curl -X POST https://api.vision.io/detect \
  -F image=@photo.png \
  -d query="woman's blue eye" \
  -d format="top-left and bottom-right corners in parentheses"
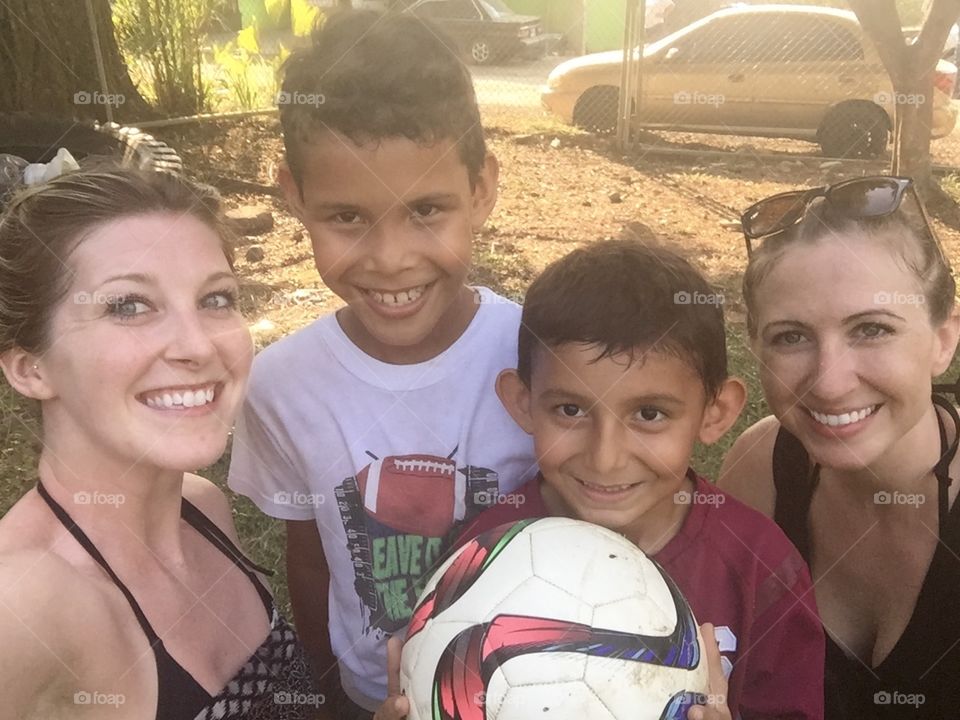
top-left (203, 289), bottom-right (237, 310)
top-left (857, 322), bottom-right (893, 339)
top-left (773, 330), bottom-right (805, 345)
top-left (107, 295), bottom-right (150, 318)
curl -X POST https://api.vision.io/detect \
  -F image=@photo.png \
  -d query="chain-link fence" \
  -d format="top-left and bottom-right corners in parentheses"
top-left (445, 0), bottom-right (960, 165)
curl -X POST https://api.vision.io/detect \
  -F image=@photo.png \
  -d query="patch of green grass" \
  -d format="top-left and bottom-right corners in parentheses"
top-left (0, 382), bottom-right (42, 516)
top-left (942, 173), bottom-right (960, 205)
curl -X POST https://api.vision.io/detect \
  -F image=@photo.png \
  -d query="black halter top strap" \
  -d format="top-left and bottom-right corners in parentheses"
top-left (34, 480), bottom-right (275, 720)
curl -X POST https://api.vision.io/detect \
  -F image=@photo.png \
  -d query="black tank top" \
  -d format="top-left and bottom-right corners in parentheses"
top-left (36, 480), bottom-right (314, 720)
top-left (772, 396), bottom-right (960, 719)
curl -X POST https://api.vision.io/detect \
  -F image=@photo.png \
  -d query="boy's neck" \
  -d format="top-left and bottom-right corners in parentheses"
top-left (538, 473), bottom-right (694, 556)
top-left (337, 285), bottom-right (480, 364)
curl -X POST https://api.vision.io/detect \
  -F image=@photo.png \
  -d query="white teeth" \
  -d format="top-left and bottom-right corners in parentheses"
top-left (143, 385), bottom-right (216, 409)
top-left (810, 405), bottom-right (877, 427)
top-left (367, 284), bottom-right (427, 307)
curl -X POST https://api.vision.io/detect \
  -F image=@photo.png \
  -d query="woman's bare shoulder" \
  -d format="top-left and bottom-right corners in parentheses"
top-left (717, 415), bottom-right (782, 518)
top-left (0, 548), bottom-right (118, 717)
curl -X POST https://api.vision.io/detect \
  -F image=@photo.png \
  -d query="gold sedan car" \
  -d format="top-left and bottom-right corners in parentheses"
top-left (542, 5), bottom-right (958, 157)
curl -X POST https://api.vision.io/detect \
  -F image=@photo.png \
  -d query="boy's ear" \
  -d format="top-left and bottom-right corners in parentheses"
top-left (932, 306), bottom-right (960, 377)
top-left (495, 368), bottom-right (534, 435)
top-left (278, 161), bottom-right (305, 222)
top-left (470, 152), bottom-right (500, 232)
top-left (0, 349), bottom-right (54, 401)
top-left (698, 377), bottom-right (746, 445)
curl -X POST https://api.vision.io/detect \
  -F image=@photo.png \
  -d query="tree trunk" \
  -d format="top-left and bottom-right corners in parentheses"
top-left (0, 0), bottom-right (151, 121)
top-left (847, 0), bottom-right (960, 200)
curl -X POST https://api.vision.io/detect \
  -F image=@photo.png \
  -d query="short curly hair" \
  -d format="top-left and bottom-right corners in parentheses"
top-left (279, 10), bottom-right (487, 190)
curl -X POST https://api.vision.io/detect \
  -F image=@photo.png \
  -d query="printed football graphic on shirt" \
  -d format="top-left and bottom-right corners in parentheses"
top-left (335, 450), bottom-right (500, 634)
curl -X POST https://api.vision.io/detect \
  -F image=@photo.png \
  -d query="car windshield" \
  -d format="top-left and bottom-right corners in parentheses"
top-left (478, 0), bottom-right (514, 18)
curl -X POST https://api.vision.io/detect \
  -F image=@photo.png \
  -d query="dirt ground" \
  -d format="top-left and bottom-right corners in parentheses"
top-left (156, 109), bottom-right (960, 346)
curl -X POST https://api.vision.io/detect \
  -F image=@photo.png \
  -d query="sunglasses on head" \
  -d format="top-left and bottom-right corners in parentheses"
top-left (740, 176), bottom-right (942, 258)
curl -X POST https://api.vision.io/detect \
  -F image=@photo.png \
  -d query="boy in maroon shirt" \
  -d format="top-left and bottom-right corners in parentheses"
top-left (453, 240), bottom-right (825, 720)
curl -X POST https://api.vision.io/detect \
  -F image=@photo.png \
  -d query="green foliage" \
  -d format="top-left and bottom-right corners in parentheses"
top-left (211, 26), bottom-right (290, 111)
top-left (291, 0), bottom-right (324, 37)
top-left (113, 0), bottom-right (216, 116)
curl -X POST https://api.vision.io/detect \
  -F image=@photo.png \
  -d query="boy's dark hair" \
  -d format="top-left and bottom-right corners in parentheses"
top-left (517, 239), bottom-right (728, 399)
top-left (279, 10), bottom-right (486, 190)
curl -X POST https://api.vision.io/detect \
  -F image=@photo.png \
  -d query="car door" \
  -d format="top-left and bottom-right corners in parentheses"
top-left (747, 13), bottom-right (878, 133)
top-left (639, 13), bottom-right (764, 129)
top-left (411, 0), bottom-right (484, 53)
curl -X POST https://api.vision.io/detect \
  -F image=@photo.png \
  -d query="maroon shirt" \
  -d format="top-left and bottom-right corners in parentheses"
top-left (456, 472), bottom-right (825, 720)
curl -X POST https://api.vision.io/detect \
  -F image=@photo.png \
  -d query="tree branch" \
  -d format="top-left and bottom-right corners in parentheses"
top-left (847, 0), bottom-right (909, 85)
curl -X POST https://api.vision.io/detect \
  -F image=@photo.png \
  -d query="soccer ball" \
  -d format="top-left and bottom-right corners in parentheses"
top-left (400, 517), bottom-right (710, 720)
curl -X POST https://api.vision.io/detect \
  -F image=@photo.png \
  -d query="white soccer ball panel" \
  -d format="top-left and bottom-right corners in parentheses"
top-left (527, 520), bottom-right (635, 598)
top-left (592, 594), bottom-right (677, 637)
top-left (490, 680), bottom-right (619, 720)
top-left (494, 651), bottom-right (587, 687)
top-left (484, 574), bottom-right (593, 626)
top-left (583, 651), bottom-right (710, 720)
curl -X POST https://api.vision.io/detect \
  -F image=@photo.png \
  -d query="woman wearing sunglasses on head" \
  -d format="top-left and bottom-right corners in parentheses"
top-left (718, 176), bottom-right (960, 719)
top-left (0, 167), bottom-right (313, 720)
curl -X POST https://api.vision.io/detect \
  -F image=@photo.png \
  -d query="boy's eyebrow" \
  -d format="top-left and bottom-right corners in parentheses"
top-left (305, 201), bottom-right (361, 214)
top-left (539, 388), bottom-right (686, 407)
top-left (402, 192), bottom-right (462, 206)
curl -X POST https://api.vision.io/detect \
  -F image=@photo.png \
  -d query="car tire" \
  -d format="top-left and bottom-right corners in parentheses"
top-left (572, 86), bottom-right (620, 134)
top-left (0, 113), bottom-right (182, 174)
top-left (469, 37), bottom-right (495, 65)
top-left (817, 102), bottom-right (889, 159)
